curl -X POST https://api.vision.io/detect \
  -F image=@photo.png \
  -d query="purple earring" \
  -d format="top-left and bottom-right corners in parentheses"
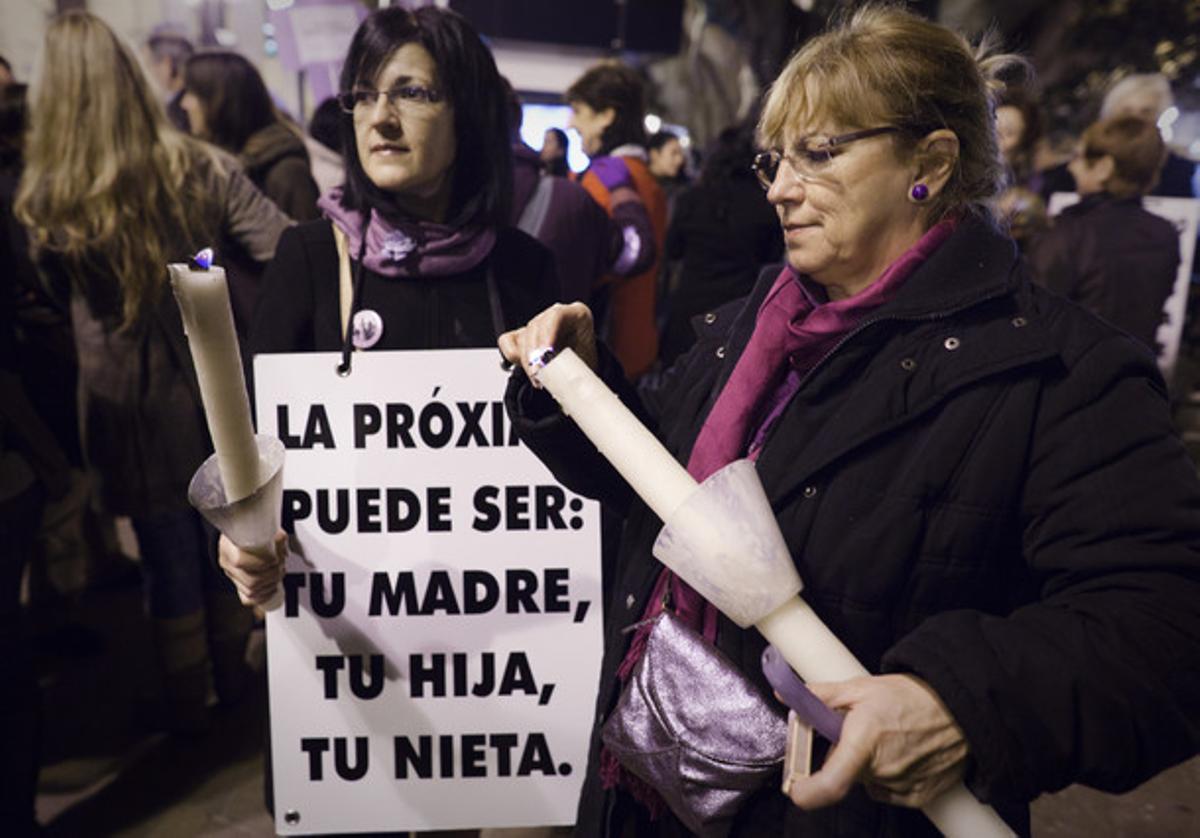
top-left (910, 183), bottom-right (930, 202)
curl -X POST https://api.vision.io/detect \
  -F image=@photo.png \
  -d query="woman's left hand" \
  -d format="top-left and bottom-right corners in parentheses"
top-left (785, 673), bottom-right (968, 810)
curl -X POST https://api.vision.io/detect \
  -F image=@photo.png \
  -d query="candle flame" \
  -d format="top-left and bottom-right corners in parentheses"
top-left (193, 247), bottom-right (214, 270)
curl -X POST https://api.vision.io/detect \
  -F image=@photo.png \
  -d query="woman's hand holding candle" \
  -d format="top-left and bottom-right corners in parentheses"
top-left (219, 532), bottom-right (288, 608)
top-left (498, 301), bottom-right (599, 382)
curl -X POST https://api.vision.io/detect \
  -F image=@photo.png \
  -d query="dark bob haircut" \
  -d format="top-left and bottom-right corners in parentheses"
top-left (337, 6), bottom-right (512, 228)
top-left (183, 51), bottom-right (276, 153)
top-left (565, 62), bottom-right (648, 155)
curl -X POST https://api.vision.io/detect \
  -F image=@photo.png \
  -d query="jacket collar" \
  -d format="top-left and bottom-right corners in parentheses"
top-left (687, 215), bottom-right (1058, 497)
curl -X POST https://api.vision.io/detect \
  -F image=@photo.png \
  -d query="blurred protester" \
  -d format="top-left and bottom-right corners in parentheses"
top-left (505, 78), bottom-right (618, 305)
top-left (182, 50), bottom-right (320, 221)
top-left (994, 185), bottom-right (1048, 253)
top-left (659, 122), bottom-right (782, 364)
top-left (143, 27), bottom-right (192, 132)
top-left (1102, 73), bottom-right (1195, 198)
top-left (648, 129), bottom-right (687, 182)
top-left (1029, 115), bottom-right (1179, 355)
top-left (541, 126), bottom-right (570, 176)
top-left (995, 87), bottom-right (1043, 193)
top-left (305, 96), bottom-right (344, 195)
top-left (1, 77), bottom-right (72, 838)
top-left (567, 62), bottom-right (667, 379)
top-left (15, 12), bottom-right (291, 734)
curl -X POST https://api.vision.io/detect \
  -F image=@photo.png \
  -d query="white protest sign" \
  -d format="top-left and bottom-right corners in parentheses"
top-left (254, 350), bottom-right (603, 835)
top-left (1047, 192), bottom-right (1200, 383)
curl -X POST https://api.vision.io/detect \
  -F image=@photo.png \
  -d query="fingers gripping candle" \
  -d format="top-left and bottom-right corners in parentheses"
top-left (169, 248), bottom-right (261, 503)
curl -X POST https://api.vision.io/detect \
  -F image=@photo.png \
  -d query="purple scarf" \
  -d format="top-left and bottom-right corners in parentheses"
top-left (318, 188), bottom-right (496, 277)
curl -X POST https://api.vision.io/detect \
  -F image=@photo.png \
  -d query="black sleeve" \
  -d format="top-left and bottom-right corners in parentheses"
top-left (883, 335), bottom-right (1200, 802)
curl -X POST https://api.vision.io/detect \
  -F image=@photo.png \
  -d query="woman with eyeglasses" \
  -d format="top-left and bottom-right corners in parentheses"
top-left (498, 5), bottom-right (1200, 835)
top-left (218, 10), bottom-right (556, 581)
top-left (15, 12), bottom-right (291, 736)
top-left (229, 5), bottom-right (556, 378)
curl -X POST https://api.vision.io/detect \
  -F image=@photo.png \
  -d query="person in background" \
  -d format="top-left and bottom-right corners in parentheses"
top-left (504, 77), bottom-right (617, 306)
top-left (540, 126), bottom-right (570, 177)
top-left (659, 121), bottom-right (783, 365)
top-left (305, 96), bottom-right (345, 196)
top-left (567, 61), bottom-right (667, 379)
top-left (181, 50), bottom-right (320, 221)
top-left (0, 55), bottom-right (13, 88)
top-left (498, 5), bottom-right (1200, 834)
top-left (1101, 73), bottom-right (1195, 198)
top-left (995, 87), bottom-right (1043, 193)
top-left (1028, 115), bottom-right (1179, 355)
top-left (647, 129), bottom-right (686, 180)
top-left (0, 75), bottom-right (72, 838)
top-left (15, 11), bottom-right (292, 735)
top-left (143, 27), bottom-right (192, 133)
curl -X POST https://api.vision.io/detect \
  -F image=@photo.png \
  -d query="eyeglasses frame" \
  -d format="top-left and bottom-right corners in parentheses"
top-left (752, 125), bottom-right (902, 190)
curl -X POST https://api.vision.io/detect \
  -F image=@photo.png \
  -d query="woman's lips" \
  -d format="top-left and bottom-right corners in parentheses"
top-left (371, 143), bottom-right (408, 154)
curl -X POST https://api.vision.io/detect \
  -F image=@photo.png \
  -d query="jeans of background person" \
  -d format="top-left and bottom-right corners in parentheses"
top-left (131, 506), bottom-right (231, 618)
top-left (0, 481), bottom-right (45, 837)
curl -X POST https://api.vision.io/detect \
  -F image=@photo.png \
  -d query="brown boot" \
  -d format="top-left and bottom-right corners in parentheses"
top-left (205, 589), bottom-right (254, 707)
top-left (153, 611), bottom-right (210, 736)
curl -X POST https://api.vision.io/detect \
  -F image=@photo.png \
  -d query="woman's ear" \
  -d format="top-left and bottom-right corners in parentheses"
top-left (1092, 154), bottom-right (1116, 187)
top-left (913, 129), bottom-right (960, 197)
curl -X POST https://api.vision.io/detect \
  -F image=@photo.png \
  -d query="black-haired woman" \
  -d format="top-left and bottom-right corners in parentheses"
top-left (182, 50), bottom-right (320, 221)
top-left (221, 6), bottom-right (556, 586)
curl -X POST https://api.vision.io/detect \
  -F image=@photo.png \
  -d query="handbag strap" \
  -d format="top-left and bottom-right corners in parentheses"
top-left (332, 222), bottom-right (352, 340)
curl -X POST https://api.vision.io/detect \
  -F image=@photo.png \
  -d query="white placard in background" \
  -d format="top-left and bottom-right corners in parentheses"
top-left (1048, 192), bottom-right (1200, 383)
top-left (254, 350), bottom-right (603, 835)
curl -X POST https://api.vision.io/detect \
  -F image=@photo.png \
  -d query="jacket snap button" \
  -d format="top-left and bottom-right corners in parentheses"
top-left (1011, 316), bottom-right (1028, 328)
top-left (625, 594), bottom-right (636, 609)
top-left (803, 485), bottom-right (818, 498)
top-left (715, 345), bottom-right (727, 359)
top-left (900, 357), bottom-right (917, 371)
top-left (943, 337), bottom-right (961, 351)
top-left (704, 312), bottom-right (717, 324)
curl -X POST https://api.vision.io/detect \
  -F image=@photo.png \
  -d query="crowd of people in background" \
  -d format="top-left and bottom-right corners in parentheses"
top-left (1, 3), bottom-right (1199, 836)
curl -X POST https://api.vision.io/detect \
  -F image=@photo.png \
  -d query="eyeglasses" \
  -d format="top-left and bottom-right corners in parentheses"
top-left (336, 83), bottom-right (444, 116)
top-left (752, 126), bottom-right (900, 190)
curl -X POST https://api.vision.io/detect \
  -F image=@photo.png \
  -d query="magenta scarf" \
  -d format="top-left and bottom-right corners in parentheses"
top-left (600, 218), bottom-right (957, 814)
top-left (318, 188), bottom-right (496, 277)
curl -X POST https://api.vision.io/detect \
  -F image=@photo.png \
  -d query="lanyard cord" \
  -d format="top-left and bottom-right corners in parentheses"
top-left (336, 232), bottom-right (370, 377)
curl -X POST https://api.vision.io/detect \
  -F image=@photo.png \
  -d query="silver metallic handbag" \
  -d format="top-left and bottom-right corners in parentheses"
top-left (600, 611), bottom-right (788, 834)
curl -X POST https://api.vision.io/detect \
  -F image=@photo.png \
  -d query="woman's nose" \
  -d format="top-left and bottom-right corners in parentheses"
top-left (766, 162), bottom-right (804, 206)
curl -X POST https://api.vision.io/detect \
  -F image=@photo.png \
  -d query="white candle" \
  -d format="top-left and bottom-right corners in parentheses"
top-left (531, 348), bottom-right (1014, 838)
top-left (532, 348), bottom-right (696, 523)
top-left (169, 257), bottom-right (261, 503)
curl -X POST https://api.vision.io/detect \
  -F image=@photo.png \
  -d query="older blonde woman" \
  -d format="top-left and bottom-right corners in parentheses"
top-left (500, 5), bottom-right (1200, 835)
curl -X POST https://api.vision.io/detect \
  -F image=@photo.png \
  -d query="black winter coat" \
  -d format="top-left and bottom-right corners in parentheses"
top-left (507, 216), bottom-right (1200, 836)
top-left (1028, 193), bottom-right (1179, 355)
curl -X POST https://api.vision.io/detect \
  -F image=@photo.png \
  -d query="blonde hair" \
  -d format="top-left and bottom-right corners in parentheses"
top-left (758, 3), bottom-right (1026, 223)
top-left (14, 12), bottom-right (221, 330)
